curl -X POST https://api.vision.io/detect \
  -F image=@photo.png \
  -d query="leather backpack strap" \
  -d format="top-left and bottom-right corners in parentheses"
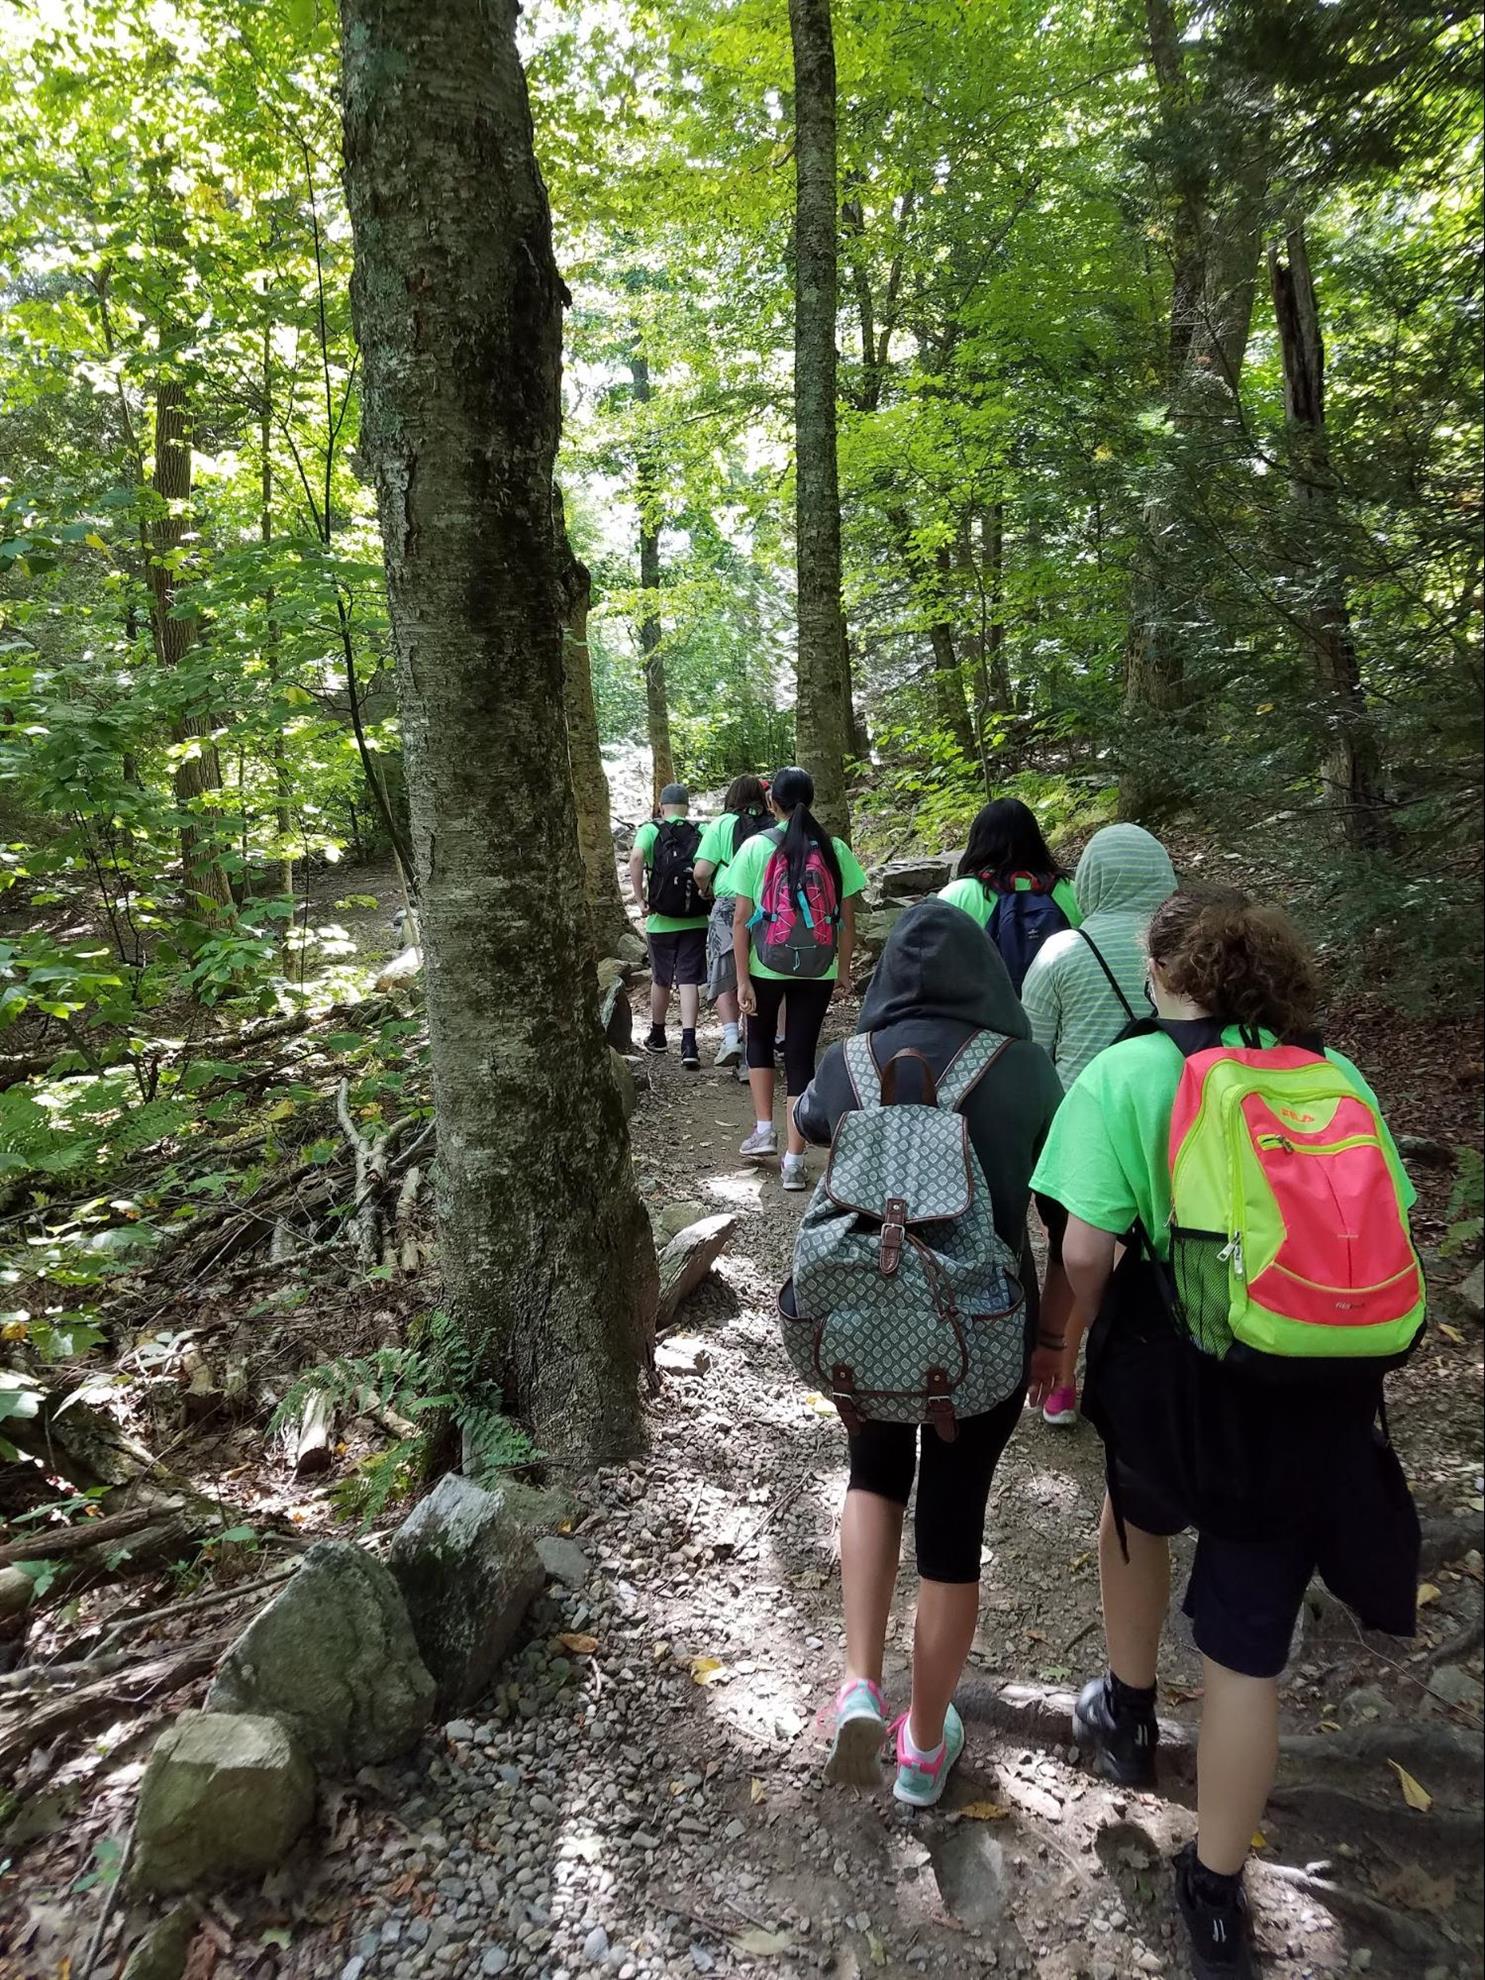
top-left (879, 1048), bottom-right (939, 1108)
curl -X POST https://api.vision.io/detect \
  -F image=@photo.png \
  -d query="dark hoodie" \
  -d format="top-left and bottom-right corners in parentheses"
top-left (794, 899), bottom-right (1064, 1261)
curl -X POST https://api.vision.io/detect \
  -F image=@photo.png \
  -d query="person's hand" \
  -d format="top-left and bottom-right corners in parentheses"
top-left (738, 976), bottom-right (757, 1018)
top-left (1026, 1339), bottom-right (1064, 1411)
top-left (831, 973), bottom-right (850, 1003)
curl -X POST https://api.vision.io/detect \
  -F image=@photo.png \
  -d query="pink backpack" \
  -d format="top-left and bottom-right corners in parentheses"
top-left (750, 828), bottom-right (841, 978)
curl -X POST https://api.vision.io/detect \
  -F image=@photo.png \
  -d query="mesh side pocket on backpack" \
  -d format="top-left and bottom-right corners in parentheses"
top-left (1169, 1226), bottom-right (1235, 1359)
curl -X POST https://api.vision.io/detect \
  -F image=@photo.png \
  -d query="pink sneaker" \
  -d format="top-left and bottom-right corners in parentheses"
top-left (1042, 1384), bottom-right (1078, 1427)
top-left (821, 1677), bottom-right (888, 1787)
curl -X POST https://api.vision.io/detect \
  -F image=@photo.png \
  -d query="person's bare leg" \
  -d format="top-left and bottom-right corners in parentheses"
top-left (1099, 1495), bottom-right (1169, 1688)
top-left (650, 981), bottom-right (670, 1028)
top-left (1195, 1659), bottom-right (1279, 1874)
top-left (784, 1095), bottom-right (807, 1157)
top-left (716, 989), bottom-right (739, 1026)
top-left (840, 1490), bottom-right (904, 1687)
top-left (1057, 1305), bottom-right (1091, 1395)
top-left (747, 1065), bottom-right (776, 1128)
top-left (679, 983), bottom-right (700, 1028)
top-left (909, 1581), bottom-right (979, 1750)
top-left (1039, 1261), bottom-right (1077, 1387)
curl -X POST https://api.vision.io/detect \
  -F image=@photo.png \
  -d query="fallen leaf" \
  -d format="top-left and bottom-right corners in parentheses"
top-left (1417, 1583), bottom-right (1441, 1607)
top-left (1319, 1719), bottom-right (1341, 1732)
top-left (557, 1633), bottom-right (599, 1656)
top-left (1436, 1322), bottom-right (1465, 1343)
top-left (1389, 1760), bottom-right (1434, 1811)
top-left (865, 1931), bottom-right (888, 1966)
top-left (958, 1800), bottom-right (1012, 1821)
top-left (557, 1520), bottom-right (573, 1535)
top-left (690, 1655), bottom-right (726, 1685)
top-left (803, 1392), bottom-right (837, 1417)
top-left (1164, 1684), bottom-right (1204, 1703)
top-left (750, 1777), bottom-right (767, 1804)
top-left (1250, 1831), bottom-right (1267, 1850)
top-left (652, 1640), bottom-right (671, 1661)
top-left (731, 1929), bottom-right (793, 1957)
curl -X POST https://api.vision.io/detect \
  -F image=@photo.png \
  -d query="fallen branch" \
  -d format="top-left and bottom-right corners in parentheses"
top-left (0, 1505), bottom-right (165, 1568)
top-left (0, 1631), bottom-right (231, 1782)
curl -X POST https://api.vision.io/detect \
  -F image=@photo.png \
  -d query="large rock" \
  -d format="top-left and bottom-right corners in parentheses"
top-left (121, 1904), bottom-right (200, 1980)
top-left (387, 1475), bottom-right (544, 1717)
top-left (206, 1541), bottom-right (434, 1772)
top-left (867, 852), bottom-right (961, 904)
top-left (132, 1714), bottom-right (313, 1895)
top-left (597, 963), bottom-right (633, 1053)
top-left (657, 1213), bottom-right (738, 1327)
top-left (652, 1199), bottom-right (709, 1242)
top-left (857, 903), bottom-right (907, 961)
top-left (610, 1049), bottom-right (638, 1122)
top-left (1451, 1260), bottom-right (1483, 1325)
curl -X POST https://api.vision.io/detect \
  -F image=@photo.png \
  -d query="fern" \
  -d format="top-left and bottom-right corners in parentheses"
top-left (271, 1309), bottom-right (536, 1523)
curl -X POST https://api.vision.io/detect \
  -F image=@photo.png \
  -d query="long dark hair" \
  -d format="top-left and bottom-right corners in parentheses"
top-left (958, 797), bottom-right (1061, 892)
top-left (769, 766), bottom-right (842, 899)
top-left (723, 774), bottom-right (768, 816)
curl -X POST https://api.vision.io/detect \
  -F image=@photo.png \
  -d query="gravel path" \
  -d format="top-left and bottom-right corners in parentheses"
top-left (279, 987), bottom-right (1481, 1980)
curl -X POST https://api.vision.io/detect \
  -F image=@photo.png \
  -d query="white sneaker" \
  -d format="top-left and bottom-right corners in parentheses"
top-left (739, 1124), bottom-right (777, 1162)
top-left (716, 1037), bottom-right (743, 1068)
top-left (782, 1156), bottom-right (809, 1192)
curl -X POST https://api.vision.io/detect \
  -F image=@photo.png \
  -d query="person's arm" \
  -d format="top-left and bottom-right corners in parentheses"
top-left (732, 893), bottom-right (756, 1015)
top-left (833, 894), bottom-right (855, 998)
top-left (693, 858), bottom-right (718, 898)
top-left (627, 847), bottom-right (647, 913)
top-left (1063, 1215), bottom-right (1118, 1316)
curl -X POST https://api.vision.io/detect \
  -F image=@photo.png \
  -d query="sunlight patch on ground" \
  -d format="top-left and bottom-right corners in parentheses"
top-left (701, 1170), bottom-right (767, 1211)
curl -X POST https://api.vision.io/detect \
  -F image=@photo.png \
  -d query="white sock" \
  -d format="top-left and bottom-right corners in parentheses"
top-left (902, 1722), bottom-right (944, 1764)
top-left (723, 1024), bottom-right (739, 1048)
top-left (756, 1119), bottom-right (774, 1136)
top-left (783, 1151), bottom-right (804, 1168)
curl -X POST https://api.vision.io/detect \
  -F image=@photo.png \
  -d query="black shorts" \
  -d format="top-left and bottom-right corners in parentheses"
top-left (1114, 1462), bottom-right (1314, 1681)
top-left (648, 927), bottom-right (706, 987)
top-left (848, 1389), bottom-right (1027, 1584)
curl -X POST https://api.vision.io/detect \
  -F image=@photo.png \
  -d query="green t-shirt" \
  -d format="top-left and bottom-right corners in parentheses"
top-left (694, 810), bottom-right (769, 896)
top-left (1029, 1027), bottom-right (1415, 1260)
top-left (939, 874), bottom-right (1083, 933)
top-left (633, 817), bottom-right (708, 934)
top-left (727, 829), bottom-right (869, 983)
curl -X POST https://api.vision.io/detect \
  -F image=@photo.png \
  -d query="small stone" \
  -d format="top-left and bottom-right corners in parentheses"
top-left (536, 1537), bottom-right (592, 1590)
top-left (1350, 1952), bottom-right (1374, 1973)
top-left (584, 1927), bottom-right (610, 1962)
top-left (343, 1962), bottom-right (366, 1980)
top-left (482, 1951), bottom-right (510, 1977)
top-left (690, 1949), bottom-right (715, 1974)
top-left (724, 1819), bottom-right (745, 1841)
top-left (445, 1721), bottom-right (476, 1743)
top-left (133, 1712), bottom-right (315, 1895)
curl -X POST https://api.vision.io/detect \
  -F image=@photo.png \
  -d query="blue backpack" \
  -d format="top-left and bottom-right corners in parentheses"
top-left (988, 873), bottom-right (1069, 993)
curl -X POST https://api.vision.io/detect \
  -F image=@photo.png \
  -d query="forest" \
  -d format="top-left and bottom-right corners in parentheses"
top-left (0, 0), bottom-right (1481, 1976)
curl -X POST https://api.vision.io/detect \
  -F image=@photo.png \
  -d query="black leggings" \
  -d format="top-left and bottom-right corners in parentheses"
top-left (847, 1386), bottom-right (1027, 1583)
top-left (746, 977), bottom-right (832, 1095)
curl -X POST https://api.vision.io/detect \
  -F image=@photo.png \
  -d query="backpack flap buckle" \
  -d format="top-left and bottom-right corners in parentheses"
top-left (925, 1367), bottom-right (958, 1444)
top-left (830, 1364), bottom-right (864, 1436)
top-left (880, 1197), bottom-right (908, 1276)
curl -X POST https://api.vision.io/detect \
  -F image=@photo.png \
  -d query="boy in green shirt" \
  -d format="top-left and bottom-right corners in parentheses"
top-left (629, 784), bottom-right (708, 1068)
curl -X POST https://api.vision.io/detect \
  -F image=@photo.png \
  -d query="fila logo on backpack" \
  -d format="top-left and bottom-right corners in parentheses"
top-left (648, 818), bottom-right (702, 919)
top-left (780, 1034), bottom-right (1026, 1438)
top-left (1165, 1038), bottom-right (1425, 1370)
top-left (749, 828), bottom-right (841, 978)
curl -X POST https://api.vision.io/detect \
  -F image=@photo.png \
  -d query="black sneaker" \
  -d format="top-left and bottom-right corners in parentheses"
top-left (643, 1027), bottom-right (668, 1055)
top-left (1174, 1842), bottom-right (1256, 1978)
top-left (1072, 1674), bottom-right (1158, 1789)
top-left (680, 1032), bottom-right (701, 1070)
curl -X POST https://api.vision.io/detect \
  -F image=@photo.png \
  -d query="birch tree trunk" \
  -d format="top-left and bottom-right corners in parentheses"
top-left (1268, 223), bottom-right (1394, 853)
top-left (340, 0), bottom-right (657, 1459)
top-left (261, 321), bottom-right (294, 899)
top-left (555, 492), bottom-right (640, 957)
top-left (789, 0), bottom-right (851, 838)
top-left (628, 351), bottom-right (674, 806)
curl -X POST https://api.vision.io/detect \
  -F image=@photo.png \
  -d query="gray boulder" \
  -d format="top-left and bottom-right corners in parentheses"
top-left (206, 1541), bottom-right (434, 1772)
top-left (657, 1213), bottom-right (738, 1327)
top-left (536, 1535), bottom-right (592, 1589)
top-left (387, 1475), bottom-right (544, 1716)
top-left (132, 1714), bottom-right (313, 1895)
top-left (597, 963), bottom-right (633, 1053)
top-left (652, 1199), bottom-right (709, 1242)
top-left (121, 1904), bottom-right (200, 1980)
top-left (867, 852), bottom-right (961, 904)
top-left (1452, 1260), bottom-right (1483, 1325)
top-left (856, 903), bottom-right (906, 961)
top-left (610, 1049), bottom-right (638, 1122)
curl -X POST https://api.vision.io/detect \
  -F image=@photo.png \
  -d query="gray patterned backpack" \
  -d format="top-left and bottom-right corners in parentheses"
top-left (781, 1033), bottom-right (1026, 1441)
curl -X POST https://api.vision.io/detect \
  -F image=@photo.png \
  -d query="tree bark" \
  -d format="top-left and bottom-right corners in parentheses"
top-left (340, 0), bottom-right (657, 1460)
top-left (555, 490), bottom-right (639, 957)
top-left (983, 502), bottom-right (1014, 712)
top-left (628, 351), bottom-right (674, 806)
top-left (789, 0), bottom-right (851, 838)
top-left (148, 377), bottom-right (231, 918)
top-left (1268, 223), bottom-right (1394, 853)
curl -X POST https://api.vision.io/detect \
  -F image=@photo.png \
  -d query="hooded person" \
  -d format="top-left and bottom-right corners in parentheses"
top-left (791, 899), bottom-right (1064, 1809)
top-left (1021, 824), bottom-right (1177, 1092)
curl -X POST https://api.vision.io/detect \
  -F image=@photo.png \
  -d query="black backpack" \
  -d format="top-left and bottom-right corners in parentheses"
top-left (649, 818), bottom-right (702, 918)
top-left (730, 807), bottom-right (770, 861)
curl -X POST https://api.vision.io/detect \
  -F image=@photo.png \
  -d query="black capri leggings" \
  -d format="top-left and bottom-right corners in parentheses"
top-left (746, 976), bottom-right (832, 1095)
top-left (847, 1385), bottom-right (1027, 1583)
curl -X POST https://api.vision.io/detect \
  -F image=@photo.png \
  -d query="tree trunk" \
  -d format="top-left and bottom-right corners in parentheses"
top-left (789, 0), bottom-right (851, 839)
top-left (555, 490), bottom-right (639, 957)
top-left (1268, 224), bottom-right (1394, 853)
top-left (984, 501), bottom-right (1013, 712)
top-left (261, 321), bottom-right (294, 898)
top-left (340, 0), bottom-right (657, 1461)
top-left (885, 503), bottom-right (975, 756)
top-left (628, 351), bottom-right (674, 806)
top-left (148, 377), bottom-right (231, 918)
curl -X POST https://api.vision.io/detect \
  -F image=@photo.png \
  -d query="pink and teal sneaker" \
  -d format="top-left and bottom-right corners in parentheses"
top-left (1042, 1384), bottom-right (1078, 1427)
top-left (891, 1703), bottom-right (965, 1808)
top-left (822, 1677), bottom-right (888, 1787)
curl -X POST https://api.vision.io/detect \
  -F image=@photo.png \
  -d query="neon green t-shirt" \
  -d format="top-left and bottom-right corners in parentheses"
top-left (1029, 1028), bottom-right (1414, 1260)
top-left (633, 817), bottom-right (708, 935)
top-left (939, 873), bottom-right (1083, 933)
top-left (727, 829), bottom-right (869, 983)
top-left (694, 810), bottom-right (769, 896)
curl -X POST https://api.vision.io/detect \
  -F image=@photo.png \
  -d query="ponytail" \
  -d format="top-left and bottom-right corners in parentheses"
top-left (769, 766), bottom-right (843, 901)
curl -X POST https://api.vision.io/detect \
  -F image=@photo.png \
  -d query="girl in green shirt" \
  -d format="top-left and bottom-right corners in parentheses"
top-left (938, 796), bottom-right (1082, 950)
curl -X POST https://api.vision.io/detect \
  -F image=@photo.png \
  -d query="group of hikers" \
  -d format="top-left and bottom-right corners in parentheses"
top-left (628, 770), bottom-right (1426, 1980)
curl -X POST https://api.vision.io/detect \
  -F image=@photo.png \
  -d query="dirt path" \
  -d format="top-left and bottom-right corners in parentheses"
top-left (274, 976), bottom-right (1480, 1980)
